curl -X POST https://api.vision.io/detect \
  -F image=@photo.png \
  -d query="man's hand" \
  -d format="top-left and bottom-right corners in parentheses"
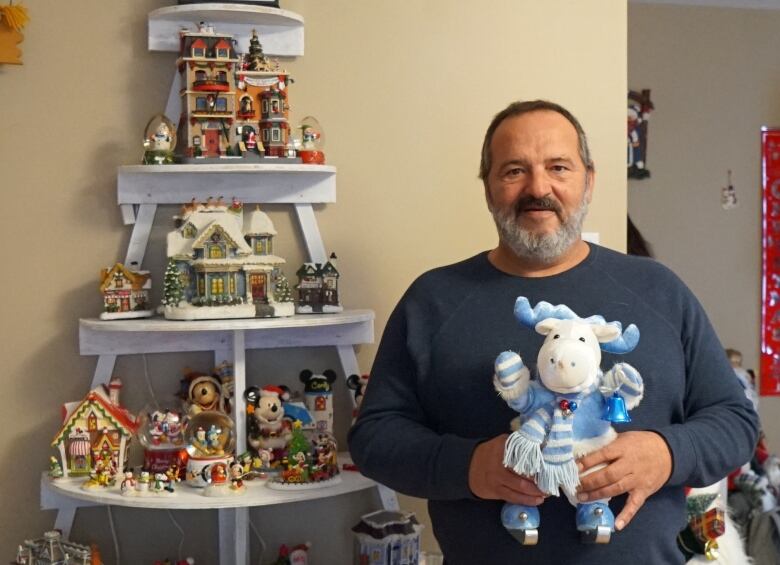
top-left (469, 434), bottom-right (547, 505)
top-left (576, 431), bottom-right (672, 530)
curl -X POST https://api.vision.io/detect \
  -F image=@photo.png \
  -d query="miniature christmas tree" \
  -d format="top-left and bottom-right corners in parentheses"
top-left (285, 421), bottom-right (311, 482)
top-left (274, 274), bottom-right (294, 304)
top-left (245, 29), bottom-right (272, 72)
top-left (162, 259), bottom-right (184, 307)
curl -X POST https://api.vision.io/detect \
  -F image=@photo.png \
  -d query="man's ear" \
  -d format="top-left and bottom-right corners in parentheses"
top-left (585, 168), bottom-right (596, 204)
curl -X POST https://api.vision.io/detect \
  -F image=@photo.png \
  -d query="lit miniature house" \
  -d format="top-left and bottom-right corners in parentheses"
top-left (99, 262), bottom-right (152, 320)
top-left (295, 253), bottom-right (342, 314)
top-left (12, 530), bottom-right (96, 565)
top-left (352, 510), bottom-right (422, 565)
top-left (235, 30), bottom-right (297, 160)
top-left (175, 24), bottom-right (240, 161)
top-left (164, 198), bottom-right (290, 320)
top-left (51, 378), bottom-right (137, 478)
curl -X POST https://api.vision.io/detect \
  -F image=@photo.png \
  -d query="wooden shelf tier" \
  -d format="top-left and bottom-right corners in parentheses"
top-left (149, 4), bottom-right (304, 56)
top-left (118, 164), bottom-right (336, 207)
top-left (79, 310), bottom-right (374, 355)
top-left (42, 455), bottom-right (373, 511)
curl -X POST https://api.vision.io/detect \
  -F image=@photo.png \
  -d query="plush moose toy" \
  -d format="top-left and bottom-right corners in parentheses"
top-left (494, 297), bottom-right (644, 545)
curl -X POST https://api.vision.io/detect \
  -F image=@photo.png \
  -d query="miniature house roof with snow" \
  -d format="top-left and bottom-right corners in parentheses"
top-left (164, 199), bottom-right (292, 320)
top-left (51, 378), bottom-right (137, 479)
top-left (99, 262), bottom-right (153, 320)
top-left (295, 253), bottom-right (342, 314)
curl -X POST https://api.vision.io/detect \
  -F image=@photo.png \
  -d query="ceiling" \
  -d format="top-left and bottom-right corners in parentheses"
top-left (631, 0), bottom-right (780, 8)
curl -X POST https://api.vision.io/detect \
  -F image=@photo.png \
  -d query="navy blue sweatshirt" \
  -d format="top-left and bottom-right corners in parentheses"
top-left (348, 245), bottom-right (759, 564)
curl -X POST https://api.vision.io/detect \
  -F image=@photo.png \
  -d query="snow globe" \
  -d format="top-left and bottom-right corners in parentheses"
top-left (296, 116), bottom-right (325, 165)
top-left (143, 114), bottom-right (177, 165)
top-left (184, 410), bottom-right (235, 488)
top-left (136, 406), bottom-right (188, 478)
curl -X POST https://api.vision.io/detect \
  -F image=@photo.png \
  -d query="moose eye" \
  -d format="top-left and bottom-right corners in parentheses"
top-left (553, 334), bottom-right (560, 339)
top-left (578, 337), bottom-right (586, 342)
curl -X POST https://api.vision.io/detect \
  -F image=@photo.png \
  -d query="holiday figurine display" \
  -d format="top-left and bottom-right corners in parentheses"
top-left (627, 89), bottom-right (654, 180)
top-left (352, 510), bottom-right (422, 565)
top-left (11, 530), bottom-right (100, 565)
top-left (346, 373), bottom-right (369, 423)
top-left (165, 199), bottom-right (291, 320)
top-left (136, 406), bottom-right (188, 476)
top-left (494, 297), bottom-right (643, 545)
top-left (244, 385), bottom-right (293, 469)
top-left (184, 410), bottom-right (235, 487)
top-left (267, 422), bottom-right (339, 489)
top-left (143, 114), bottom-right (177, 165)
top-left (235, 30), bottom-right (299, 162)
top-left (51, 377), bottom-right (138, 480)
top-left (299, 369), bottom-right (337, 433)
top-left (99, 262), bottom-right (153, 320)
top-left (180, 368), bottom-right (229, 416)
top-left (296, 116), bottom-right (325, 164)
top-left (295, 253), bottom-right (342, 313)
top-left (270, 542), bottom-right (311, 565)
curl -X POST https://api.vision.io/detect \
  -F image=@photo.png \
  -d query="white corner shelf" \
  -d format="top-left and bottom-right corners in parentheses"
top-left (149, 4), bottom-right (304, 56)
top-left (42, 455), bottom-right (374, 511)
top-left (118, 164), bottom-right (337, 207)
top-left (79, 310), bottom-right (374, 355)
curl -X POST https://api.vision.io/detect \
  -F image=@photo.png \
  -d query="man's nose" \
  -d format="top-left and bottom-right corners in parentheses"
top-left (525, 169), bottom-right (550, 198)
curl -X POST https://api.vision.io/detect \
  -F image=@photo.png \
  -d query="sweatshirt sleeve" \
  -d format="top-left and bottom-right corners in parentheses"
top-left (347, 290), bottom-right (482, 500)
top-left (652, 290), bottom-right (759, 487)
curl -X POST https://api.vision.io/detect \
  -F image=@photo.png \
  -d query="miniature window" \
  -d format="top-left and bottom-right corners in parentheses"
top-left (192, 47), bottom-right (205, 57)
top-left (229, 276), bottom-right (236, 294)
top-left (195, 70), bottom-right (207, 82)
top-left (271, 99), bottom-right (280, 113)
top-left (216, 98), bottom-right (227, 112)
top-left (211, 277), bottom-right (225, 295)
top-left (198, 277), bottom-right (205, 295)
top-left (196, 97), bottom-right (208, 111)
top-left (262, 129), bottom-right (270, 142)
top-left (209, 245), bottom-right (225, 259)
top-left (217, 48), bottom-right (229, 58)
top-left (217, 71), bottom-right (227, 82)
top-left (262, 100), bottom-right (269, 114)
top-left (271, 127), bottom-right (281, 142)
top-left (193, 136), bottom-right (201, 147)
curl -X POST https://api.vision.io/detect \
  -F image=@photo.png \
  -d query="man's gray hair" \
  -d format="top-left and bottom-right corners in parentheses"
top-left (478, 100), bottom-right (594, 182)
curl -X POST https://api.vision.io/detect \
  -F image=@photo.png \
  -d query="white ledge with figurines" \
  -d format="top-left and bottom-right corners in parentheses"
top-left (42, 455), bottom-right (371, 511)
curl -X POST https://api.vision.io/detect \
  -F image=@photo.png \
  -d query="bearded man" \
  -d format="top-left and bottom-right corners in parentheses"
top-left (348, 100), bottom-right (758, 564)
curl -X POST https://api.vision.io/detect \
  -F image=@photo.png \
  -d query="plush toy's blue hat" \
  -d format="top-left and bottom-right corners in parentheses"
top-left (513, 297), bottom-right (640, 354)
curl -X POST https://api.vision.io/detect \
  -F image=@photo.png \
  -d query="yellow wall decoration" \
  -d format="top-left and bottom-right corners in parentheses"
top-left (0, 3), bottom-right (29, 65)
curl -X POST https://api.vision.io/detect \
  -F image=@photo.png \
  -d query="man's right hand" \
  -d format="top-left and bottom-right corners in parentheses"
top-left (468, 434), bottom-right (547, 505)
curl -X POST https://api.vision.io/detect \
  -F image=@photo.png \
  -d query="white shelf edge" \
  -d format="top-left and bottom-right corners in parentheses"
top-left (119, 164), bottom-right (336, 174)
top-left (79, 310), bottom-right (375, 355)
top-left (149, 4), bottom-right (304, 56)
top-left (42, 454), bottom-right (376, 511)
top-left (117, 164), bottom-right (337, 206)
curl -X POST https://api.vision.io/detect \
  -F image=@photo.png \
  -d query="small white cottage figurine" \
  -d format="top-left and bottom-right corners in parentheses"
top-left (99, 262), bottom-right (153, 320)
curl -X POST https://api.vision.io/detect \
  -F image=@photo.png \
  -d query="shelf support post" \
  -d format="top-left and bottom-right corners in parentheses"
top-left (294, 203), bottom-right (327, 263)
top-left (218, 508), bottom-right (249, 565)
top-left (124, 204), bottom-right (157, 268)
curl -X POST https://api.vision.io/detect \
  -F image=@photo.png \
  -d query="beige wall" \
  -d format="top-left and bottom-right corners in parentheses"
top-left (0, 0), bottom-right (626, 560)
top-left (628, 4), bottom-right (780, 452)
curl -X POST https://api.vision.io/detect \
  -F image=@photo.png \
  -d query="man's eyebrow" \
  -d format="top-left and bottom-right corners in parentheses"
top-left (497, 158), bottom-right (530, 169)
top-left (547, 155), bottom-right (576, 164)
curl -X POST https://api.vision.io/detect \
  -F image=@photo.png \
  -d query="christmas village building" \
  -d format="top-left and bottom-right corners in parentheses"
top-left (175, 24), bottom-right (240, 161)
top-left (51, 378), bottom-right (137, 479)
top-left (164, 198), bottom-right (294, 320)
top-left (295, 253), bottom-right (342, 313)
top-left (99, 262), bottom-right (152, 320)
top-left (235, 30), bottom-right (296, 160)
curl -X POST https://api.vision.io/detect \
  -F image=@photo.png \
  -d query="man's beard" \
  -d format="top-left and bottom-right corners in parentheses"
top-left (489, 193), bottom-right (589, 265)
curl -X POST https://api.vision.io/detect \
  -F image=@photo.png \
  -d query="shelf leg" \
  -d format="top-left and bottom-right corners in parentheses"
top-left (294, 203), bottom-right (327, 263)
top-left (124, 204), bottom-right (157, 268)
top-left (90, 355), bottom-right (117, 388)
top-left (214, 330), bottom-right (246, 454)
top-left (218, 507), bottom-right (249, 565)
top-left (53, 503), bottom-right (78, 540)
top-left (165, 71), bottom-right (182, 131)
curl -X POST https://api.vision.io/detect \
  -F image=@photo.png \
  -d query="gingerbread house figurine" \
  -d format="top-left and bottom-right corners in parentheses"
top-left (235, 30), bottom-right (299, 162)
top-left (164, 199), bottom-right (291, 320)
top-left (51, 378), bottom-right (137, 478)
top-left (99, 262), bottom-right (153, 320)
top-left (175, 23), bottom-right (240, 162)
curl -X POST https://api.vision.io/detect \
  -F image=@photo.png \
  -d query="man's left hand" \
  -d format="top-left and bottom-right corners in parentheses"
top-left (576, 431), bottom-right (672, 531)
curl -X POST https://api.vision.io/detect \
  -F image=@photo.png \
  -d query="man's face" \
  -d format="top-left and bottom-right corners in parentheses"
top-left (485, 110), bottom-right (594, 264)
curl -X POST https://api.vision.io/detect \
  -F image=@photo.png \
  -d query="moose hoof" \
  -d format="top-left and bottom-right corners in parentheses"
top-left (508, 527), bottom-right (539, 546)
top-left (580, 525), bottom-right (612, 544)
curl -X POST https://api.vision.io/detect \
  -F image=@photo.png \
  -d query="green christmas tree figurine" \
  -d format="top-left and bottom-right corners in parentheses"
top-left (274, 274), bottom-right (293, 303)
top-left (162, 258), bottom-right (184, 307)
top-left (285, 421), bottom-right (312, 482)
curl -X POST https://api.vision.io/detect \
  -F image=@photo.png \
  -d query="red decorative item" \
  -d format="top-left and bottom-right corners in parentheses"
top-left (761, 127), bottom-right (780, 395)
top-left (689, 507), bottom-right (725, 542)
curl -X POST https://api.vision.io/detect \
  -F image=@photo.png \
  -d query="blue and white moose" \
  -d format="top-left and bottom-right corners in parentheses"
top-left (494, 297), bottom-right (644, 545)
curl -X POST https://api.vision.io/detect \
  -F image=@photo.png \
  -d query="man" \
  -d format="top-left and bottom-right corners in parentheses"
top-left (348, 100), bottom-right (758, 563)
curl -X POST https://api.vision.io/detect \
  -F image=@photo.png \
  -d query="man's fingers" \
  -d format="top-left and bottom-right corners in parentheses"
top-left (578, 471), bottom-right (635, 502)
top-left (577, 443), bottom-right (620, 472)
top-left (615, 490), bottom-right (647, 530)
top-left (497, 484), bottom-right (545, 506)
top-left (578, 459), bottom-right (630, 493)
top-left (503, 473), bottom-right (547, 497)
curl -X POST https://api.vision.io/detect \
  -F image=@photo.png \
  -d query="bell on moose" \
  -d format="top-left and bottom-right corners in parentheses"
top-left (603, 392), bottom-right (631, 423)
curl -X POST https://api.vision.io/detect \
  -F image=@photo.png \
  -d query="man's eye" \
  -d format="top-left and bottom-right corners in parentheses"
top-left (551, 165), bottom-right (569, 173)
top-left (504, 167), bottom-right (524, 178)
